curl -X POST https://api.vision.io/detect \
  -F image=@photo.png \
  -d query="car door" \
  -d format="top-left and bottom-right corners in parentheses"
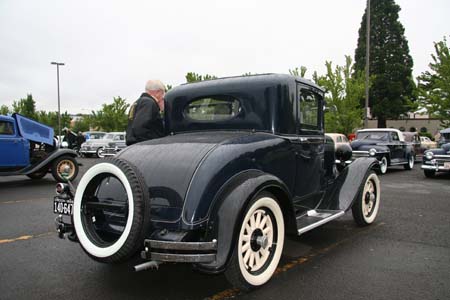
top-left (390, 131), bottom-right (406, 162)
top-left (292, 84), bottom-right (325, 209)
top-left (0, 120), bottom-right (29, 167)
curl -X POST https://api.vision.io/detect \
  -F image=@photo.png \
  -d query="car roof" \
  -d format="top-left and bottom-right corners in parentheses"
top-left (173, 73), bottom-right (325, 94)
top-left (326, 133), bottom-right (346, 138)
top-left (357, 128), bottom-right (404, 141)
top-left (0, 115), bottom-right (15, 122)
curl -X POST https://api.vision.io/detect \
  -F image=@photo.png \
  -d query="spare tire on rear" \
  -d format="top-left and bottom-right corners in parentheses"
top-left (73, 158), bottom-right (149, 263)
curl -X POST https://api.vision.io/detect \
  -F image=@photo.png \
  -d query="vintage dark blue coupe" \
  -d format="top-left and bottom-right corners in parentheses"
top-left (421, 142), bottom-right (450, 177)
top-left (54, 74), bottom-right (381, 290)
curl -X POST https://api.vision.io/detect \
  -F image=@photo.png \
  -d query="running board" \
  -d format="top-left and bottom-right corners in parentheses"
top-left (296, 209), bottom-right (345, 235)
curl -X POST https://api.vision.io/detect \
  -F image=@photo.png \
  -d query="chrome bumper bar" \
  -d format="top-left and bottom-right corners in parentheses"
top-left (142, 239), bottom-right (218, 263)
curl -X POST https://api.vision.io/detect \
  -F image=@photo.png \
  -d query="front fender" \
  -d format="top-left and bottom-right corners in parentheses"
top-left (196, 169), bottom-right (294, 273)
top-left (318, 157), bottom-right (379, 212)
top-left (24, 149), bottom-right (78, 175)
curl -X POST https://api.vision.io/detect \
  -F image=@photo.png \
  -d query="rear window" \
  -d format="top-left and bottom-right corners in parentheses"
top-left (0, 121), bottom-right (14, 135)
top-left (184, 96), bottom-right (241, 121)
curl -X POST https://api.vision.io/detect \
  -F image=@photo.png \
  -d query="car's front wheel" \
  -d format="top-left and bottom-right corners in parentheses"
top-left (225, 192), bottom-right (284, 291)
top-left (404, 154), bottom-right (414, 170)
top-left (352, 171), bottom-right (381, 226)
top-left (378, 156), bottom-right (388, 174)
top-left (96, 147), bottom-right (105, 158)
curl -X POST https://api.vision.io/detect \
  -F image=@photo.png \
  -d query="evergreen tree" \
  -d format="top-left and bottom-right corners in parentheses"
top-left (354, 0), bottom-right (415, 127)
top-left (417, 37), bottom-right (450, 127)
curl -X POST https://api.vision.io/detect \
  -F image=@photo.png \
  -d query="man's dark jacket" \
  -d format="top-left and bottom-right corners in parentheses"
top-left (126, 93), bottom-right (164, 146)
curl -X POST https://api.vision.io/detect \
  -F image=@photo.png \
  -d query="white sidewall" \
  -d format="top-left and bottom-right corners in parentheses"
top-left (362, 173), bottom-right (381, 224)
top-left (380, 157), bottom-right (388, 174)
top-left (238, 197), bottom-right (284, 287)
top-left (73, 162), bottom-right (134, 258)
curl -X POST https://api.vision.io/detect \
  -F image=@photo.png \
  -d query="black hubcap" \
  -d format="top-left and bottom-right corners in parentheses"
top-left (250, 229), bottom-right (263, 252)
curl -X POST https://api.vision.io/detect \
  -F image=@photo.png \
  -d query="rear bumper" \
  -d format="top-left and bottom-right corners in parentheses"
top-left (142, 239), bottom-right (218, 263)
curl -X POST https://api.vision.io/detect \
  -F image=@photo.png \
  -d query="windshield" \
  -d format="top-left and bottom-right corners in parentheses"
top-left (356, 131), bottom-right (389, 141)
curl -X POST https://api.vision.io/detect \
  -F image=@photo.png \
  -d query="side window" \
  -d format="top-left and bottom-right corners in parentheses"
top-left (342, 136), bottom-right (349, 143)
top-left (297, 86), bottom-right (321, 132)
top-left (0, 121), bottom-right (14, 135)
top-left (337, 136), bottom-right (342, 143)
top-left (391, 132), bottom-right (399, 141)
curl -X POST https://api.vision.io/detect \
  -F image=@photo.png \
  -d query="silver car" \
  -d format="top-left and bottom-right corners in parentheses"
top-left (80, 132), bottom-right (126, 158)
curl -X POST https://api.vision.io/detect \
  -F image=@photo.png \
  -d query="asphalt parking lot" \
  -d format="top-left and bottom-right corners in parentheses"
top-left (0, 158), bottom-right (449, 300)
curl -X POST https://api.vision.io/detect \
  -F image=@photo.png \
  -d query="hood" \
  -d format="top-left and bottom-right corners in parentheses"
top-left (117, 131), bottom-right (253, 222)
top-left (351, 139), bottom-right (381, 149)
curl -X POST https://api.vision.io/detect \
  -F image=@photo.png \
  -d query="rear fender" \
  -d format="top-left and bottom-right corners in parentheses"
top-left (318, 157), bottom-right (379, 211)
top-left (196, 169), bottom-right (295, 273)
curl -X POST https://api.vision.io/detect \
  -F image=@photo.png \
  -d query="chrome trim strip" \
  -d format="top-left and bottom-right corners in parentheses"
top-left (150, 252), bottom-right (216, 263)
top-left (421, 165), bottom-right (450, 171)
top-left (148, 239), bottom-right (218, 251)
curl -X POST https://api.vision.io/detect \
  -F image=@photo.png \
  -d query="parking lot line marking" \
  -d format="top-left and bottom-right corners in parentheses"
top-left (0, 232), bottom-right (53, 245)
top-left (1, 198), bottom-right (48, 205)
top-left (206, 222), bottom-right (385, 300)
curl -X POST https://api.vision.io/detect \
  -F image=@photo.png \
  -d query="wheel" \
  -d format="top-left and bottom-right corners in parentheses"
top-left (225, 192), bottom-right (284, 291)
top-left (51, 156), bottom-right (79, 182)
top-left (27, 169), bottom-right (48, 180)
top-left (424, 169), bottom-right (435, 178)
top-left (352, 171), bottom-right (381, 226)
top-left (96, 147), bottom-right (105, 158)
top-left (72, 158), bottom-right (150, 263)
top-left (378, 156), bottom-right (388, 174)
top-left (404, 154), bottom-right (414, 170)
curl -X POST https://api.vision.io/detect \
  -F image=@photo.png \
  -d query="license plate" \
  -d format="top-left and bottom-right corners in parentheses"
top-left (444, 162), bottom-right (450, 170)
top-left (53, 196), bottom-right (74, 215)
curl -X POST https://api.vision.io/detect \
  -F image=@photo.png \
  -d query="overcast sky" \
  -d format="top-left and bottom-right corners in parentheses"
top-left (0, 0), bottom-right (449, 114)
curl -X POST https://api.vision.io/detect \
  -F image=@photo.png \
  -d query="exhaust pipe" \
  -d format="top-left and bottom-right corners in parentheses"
top-left (134, 261), bottom-right (162, 272)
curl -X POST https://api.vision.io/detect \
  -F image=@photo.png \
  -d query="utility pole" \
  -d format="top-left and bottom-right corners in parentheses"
top-left (51, 61), bottom-right (65, 143)
top-left (364, 0), bottom-right (371, 128)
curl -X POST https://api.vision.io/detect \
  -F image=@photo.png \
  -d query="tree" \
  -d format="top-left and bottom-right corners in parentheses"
top-left (0, 105), bottom-right (9, 115)
top-left (185, 72), bottom-right (217, 83)
top-left (354, 0), bottom-right (415, 128)
top-left (12, 94), bottom-right (37, 119)
top-left (91, 97), bottom-right (129, 131)
top-left (315, 56), bottom-right (365, 135)
top-left (417, 37), bottom-right (450, 127)
top-left (289, 66), bottom-right (308, 77)
top-left (72, 115), bottom-right (92, 133)
top-left (36, 110), bottom-right (72, 133)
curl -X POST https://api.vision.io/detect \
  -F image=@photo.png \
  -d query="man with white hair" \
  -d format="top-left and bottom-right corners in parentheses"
top-left (126, 79), bottom-right (165, 145)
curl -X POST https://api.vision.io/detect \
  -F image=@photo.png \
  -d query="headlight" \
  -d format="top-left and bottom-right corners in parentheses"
top-left (425, 151), bottom-right (434, 160)
top-left (369, 148), bottom-right (377, 156)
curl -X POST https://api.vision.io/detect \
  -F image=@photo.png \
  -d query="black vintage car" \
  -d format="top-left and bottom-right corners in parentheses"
top-left (53, 74), bottom-right (380, 290)
top-left (421, 142), bottom-right (450, 177)
top-left (351, 128), bottom-right (415, 174)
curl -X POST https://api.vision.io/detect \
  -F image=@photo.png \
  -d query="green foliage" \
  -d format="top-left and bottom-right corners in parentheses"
top-left (289, 66), bottom-right (308, 77)
top-left (354, 0), bottom-right (416, 127)
top-left (185, 72), bottom-right (217, 83)
top-left (12, 94), bottom-right (37, 119)
top-left (36, 110), bottom-right (72, 133)
top-left (91, 96), bottom-right (129, 132)
top-left (418, 131), bottom-right (433, 140)
top-left (315, 56), bottom-right (365, 135)
top-left (0, 105), bottom-right (9, 115)
top-left (166, 84), bottom-right (173, 91)
top-left (417, 37), bottom-right (450, 127)
top-left (72, 115), bottom-right (92, 133)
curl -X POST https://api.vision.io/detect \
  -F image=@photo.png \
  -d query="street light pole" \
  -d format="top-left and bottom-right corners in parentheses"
top-left (364, 0), bottom-right (371, 128)
top-left (51, 61), bottom-right (65, 143)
